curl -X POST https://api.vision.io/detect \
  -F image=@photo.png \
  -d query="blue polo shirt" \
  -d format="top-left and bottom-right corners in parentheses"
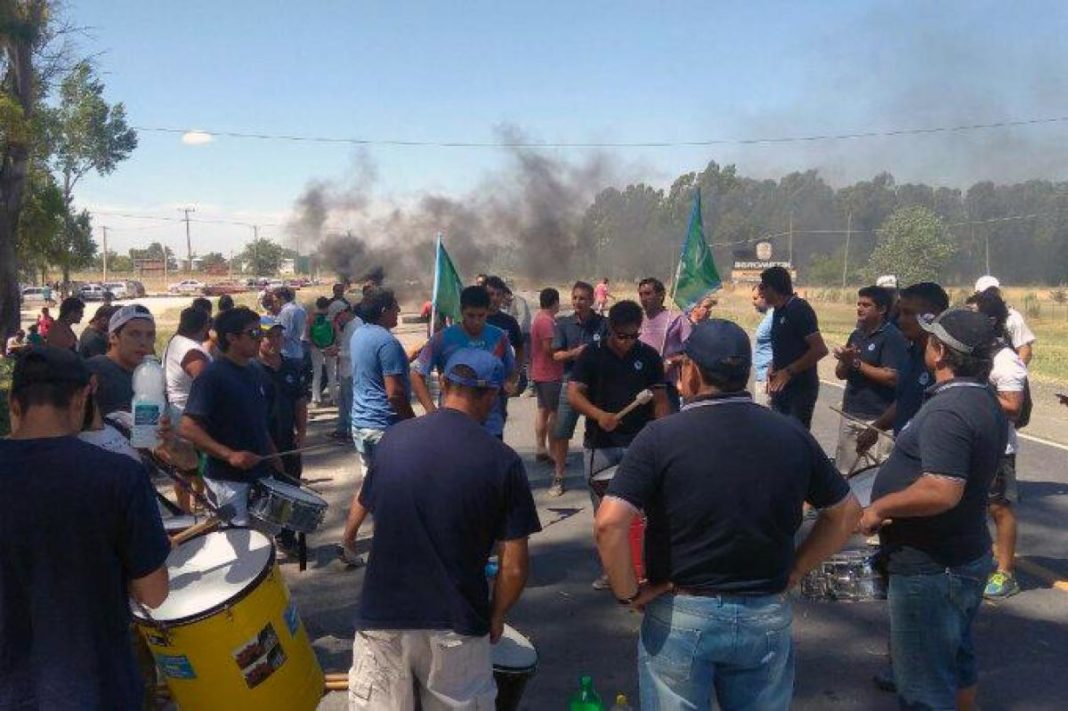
top-left (0, 437), bottom-right (170, 709)
top-left (355, 409), bottom-right (542, 636)
top-left (552, 312), bottom-right (608, 376)
top-left (892, 342), bottom-right (932, 435)
top-left (351, 324), bottom-right (411, 430)
top-left (184, 356), bottom-right (273, 482)
top-left (607, 393), bottom-right (849, 594)
top-left (842, 320), bottom-right (908, 418)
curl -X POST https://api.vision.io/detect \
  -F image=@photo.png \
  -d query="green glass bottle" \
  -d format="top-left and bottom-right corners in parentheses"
top-left (568, 675), bottom-right (604, 711)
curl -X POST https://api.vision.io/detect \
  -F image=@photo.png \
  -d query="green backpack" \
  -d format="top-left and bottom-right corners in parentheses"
top-left (310, 313), bottom-right (335, 348)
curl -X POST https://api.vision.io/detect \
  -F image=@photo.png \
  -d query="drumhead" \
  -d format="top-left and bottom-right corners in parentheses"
top-left (492, 625), bottom-right (537, 671)
top-left (591, 465), bottom-right (618, 483)
top-left (848, 464), bottom-right (879, 508)
top-left (258, 478), bottom-right (326, 505)
top-left (134, 528), bottom-right (273, 623)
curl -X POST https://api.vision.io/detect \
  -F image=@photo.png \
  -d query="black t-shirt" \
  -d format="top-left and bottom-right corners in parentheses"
top-left (78, 327), bottom-right (108, 360)
top-left (842, 321), bottom-right (909, 418)
top-left (871, 378), bottom-right (1007, 573)
top-left (552, 312), bottom-right (608, 375)
top-left (86, 355), bottom-right (134, 416)
top-left (184, 357), bottom-right (273, 482)
top-left (570, 340), bottom-right (665, 449)
top-left (355, 409), bottom-right (542, 636)
top-left (486, 311), bottom-right (523, 352)
top-left (254, 358), bottom-right (310, 453)
top-left (607, 394), bottom-right (849, 594)
top-left (0, 437), bottom-right (170, 709)
top-left (770, 295), bottom-right (820, 387)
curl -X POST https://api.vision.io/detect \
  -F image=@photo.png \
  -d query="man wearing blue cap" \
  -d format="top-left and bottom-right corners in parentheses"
top-left (348, 348), bottom-right (541, 710)
top-left (596, 319), bottom-right (861, 711)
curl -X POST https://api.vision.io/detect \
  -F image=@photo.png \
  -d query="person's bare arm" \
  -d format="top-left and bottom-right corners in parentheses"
top-left (858, 474), bottom-right (965, 534)
top-left (553, 344), bottom-right (585, 363)
top-left (568, 381), bottom-right (619, 433)
top-left (409, 371), bottom-right (436, 414)
top-left (181, 351), bottom-right (210, 379)
top-left (385, 374), bottom-right (415, 419)
top-left (1017, 343), bottom-right (1033, 365)
top-left (129, 566), bottom-right (169, 609)
top-left (792, 332), bottom-right (830, 373)
top-left (179, 415), bottom-right (260, 469)
top-left (490, 538), bottom-right (530, 643)
top-left (996, 390), bottom-right (1024, 421)
top-left (596, 497), bottom-right (672, 609)
top-left (790, 494), bottom-right (862, 587)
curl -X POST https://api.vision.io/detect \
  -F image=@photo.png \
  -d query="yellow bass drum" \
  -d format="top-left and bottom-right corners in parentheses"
top-left (132, 528), bottom-right (323, 710)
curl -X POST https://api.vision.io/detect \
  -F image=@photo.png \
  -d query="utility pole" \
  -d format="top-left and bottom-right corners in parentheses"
top-left (984, 227), bottom-right (990, 274)
top-left (842, 212), bottom-right (852, 288)
top-left (181, 207), bottom-right (196, 275)
top-left (228, 250), bottom-right (234, 280)
top-left (788, 213), bottom-right (794, 265)
top-left (162, 239), bottom-right (168, 288)
top-left (101, 226), bottom-right (109, 283)
top-left (251, 225), bottom-right (260, 276)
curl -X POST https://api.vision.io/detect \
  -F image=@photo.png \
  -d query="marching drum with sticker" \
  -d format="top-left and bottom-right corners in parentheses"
top-left (131, 528), bottom-right (323, 710)
top-left (249, 478), bottom-right (327, 533)
top-left (492, 625), bottom-right (538, 711)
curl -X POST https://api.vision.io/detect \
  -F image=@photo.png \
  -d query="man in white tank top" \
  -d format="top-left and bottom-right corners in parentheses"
top-left (163, 307), bottom-right (213, 511)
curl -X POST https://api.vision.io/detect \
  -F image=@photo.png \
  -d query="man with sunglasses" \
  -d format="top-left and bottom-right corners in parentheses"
top-left (181, 307), bottom-right (281, 525)
top-left (568, 300), bottom-right (670, 590)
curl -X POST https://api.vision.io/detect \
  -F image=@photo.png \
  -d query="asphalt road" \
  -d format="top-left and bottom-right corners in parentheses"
top-left (282, 379), bottom-right (1068, 710)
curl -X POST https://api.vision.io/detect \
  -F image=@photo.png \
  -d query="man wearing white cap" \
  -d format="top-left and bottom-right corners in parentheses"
top-left (85, 304), bottom-right (157, 416)
top-left (876, 275), bottom-right (900, 325)
top-left (975, 276), bottom-right (1036, 365)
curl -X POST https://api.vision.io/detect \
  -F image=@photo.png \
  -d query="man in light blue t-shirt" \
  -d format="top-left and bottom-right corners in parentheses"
top-left (751, 285), bottom-right (774, 406)
top-left (340, 288), bottom-right (414, 564)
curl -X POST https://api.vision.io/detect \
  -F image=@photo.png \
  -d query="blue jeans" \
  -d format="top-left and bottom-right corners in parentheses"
top-left (335, 376), bottom-right (353, 435)
top-left (889, 554), bottom-right (992, 710)
top-left (639, 593), bottom-right (794, 710)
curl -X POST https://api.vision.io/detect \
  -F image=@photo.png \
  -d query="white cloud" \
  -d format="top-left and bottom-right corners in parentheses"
top-left (181, 130), bottom-right (214, 146)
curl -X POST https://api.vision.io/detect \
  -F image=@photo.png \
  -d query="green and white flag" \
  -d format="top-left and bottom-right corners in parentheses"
top-left (431, 233), bottom-right (464, 334)
top-left (672, 188), bottom-right (722, 310)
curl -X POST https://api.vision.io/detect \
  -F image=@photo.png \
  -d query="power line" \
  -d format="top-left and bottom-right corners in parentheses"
top-left (130, 114), bottom-right (1068, 149)
top-left (90, 209), bottom-right (279, 229)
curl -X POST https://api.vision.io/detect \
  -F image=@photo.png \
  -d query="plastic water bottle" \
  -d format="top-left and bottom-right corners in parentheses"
top-left (568, 675), bottom-right (604, 711)
top-left (609, 693), bottom-right (633, 711)
top-left (130, 356), bottom-right (166, 448)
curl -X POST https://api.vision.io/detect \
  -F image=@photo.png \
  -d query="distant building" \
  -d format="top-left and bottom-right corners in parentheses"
top-left (279, 258), bottom-right (296, 275)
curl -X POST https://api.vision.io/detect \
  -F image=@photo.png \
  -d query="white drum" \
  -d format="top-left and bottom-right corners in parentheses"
top-left (492, 625), bottom-right (538, 711)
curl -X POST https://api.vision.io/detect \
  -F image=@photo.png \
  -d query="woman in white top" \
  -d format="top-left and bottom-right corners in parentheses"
top-left (162, 307), bottom-right (212, 511)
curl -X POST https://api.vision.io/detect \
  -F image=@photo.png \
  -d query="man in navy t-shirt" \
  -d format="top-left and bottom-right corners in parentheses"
top-left (0, 348), bottom-right (170, 709)
top-left (349, 348), bottom-right (541, 710)
top-left (181, 307), bottom-right (281, 525)
top-left (760, 266), bottom-right (829, 429)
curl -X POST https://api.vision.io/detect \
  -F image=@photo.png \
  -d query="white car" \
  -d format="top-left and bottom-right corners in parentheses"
top-left (168, 279), bottom-right (206, 295)
top-left (77, 283), bottom-right (108, 302)
top-left (20, 286), bottom-right (49, 303)
top-left (103, 281), bottom-right (128, 299)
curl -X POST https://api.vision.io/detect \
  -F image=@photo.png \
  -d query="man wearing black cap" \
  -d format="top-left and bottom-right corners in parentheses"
top-left (861, 309), bottom-right (1006, 711)
top-left (0, 348), bottom-right (170, 708)
top-left (595, 320), bottom-right (860, 710)
top-left (348, 348), bottom-right (541, 709)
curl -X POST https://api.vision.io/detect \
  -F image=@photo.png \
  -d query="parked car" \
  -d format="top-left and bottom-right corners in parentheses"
top-left (125, 280), bottom-right (147, 298)
top-left (78, 283), bottom-right (108, 301)
top-left (103, 281), bottom-right (128, 299)
top-left (20, 286), bottom-right (48, 303)
top-left (266, 279), bottom-right (285, 291)
top-left (168, 279), bottom-right (206, 295)
top-left (202, 281), bottom-right (246, 296)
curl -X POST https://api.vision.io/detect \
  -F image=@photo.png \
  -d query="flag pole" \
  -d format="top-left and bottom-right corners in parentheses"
top-left (429, 233), bottom-right (443, 339)
top-left (667, 187), bottom-right (700, 310)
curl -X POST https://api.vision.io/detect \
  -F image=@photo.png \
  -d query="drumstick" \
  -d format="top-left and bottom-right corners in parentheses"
top-left (261, 442), bottom-right (336, 460)
top-left (827, 406), bottom-right (896, 444)
top-left (614, 389), bottom-right (654, 419)
top-left (171, 516), bottom-right (221, 545)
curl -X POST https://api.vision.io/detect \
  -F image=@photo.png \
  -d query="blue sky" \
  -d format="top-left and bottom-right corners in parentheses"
top-left (70, 1), bottom-right (1068, 255)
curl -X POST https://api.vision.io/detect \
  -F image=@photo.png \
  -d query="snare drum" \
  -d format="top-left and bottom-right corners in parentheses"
top-left (801, 546), bottom-right (886, 601)
top-left (492, 625), bottom-right (538, 711)
top-left (249, 478), bottom-right (327, 534)
top-left (132, 529), bottom-right (323, 710)
top-left (847, 464), bottom-right (879, 508)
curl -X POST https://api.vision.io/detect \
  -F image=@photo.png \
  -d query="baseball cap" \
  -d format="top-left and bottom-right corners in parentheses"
top-left (12, 347), bottom-right (91, 393)
top-left (876, 275), bottom-right (898, 289)
top-left (443, 348), bottom-right (505, 389)
top-left (919, 308), bottom-right (994, 355)
top-left (683, 319), bottom-right (752, 376)
top-left (975, 275), bottom-right (1000, 293)
top-left (260, 315), bottom-right (283, 330)
top-left (326, 300), bottom-right (348, 321)
top-left (108, 304), bottom-right (155, 334)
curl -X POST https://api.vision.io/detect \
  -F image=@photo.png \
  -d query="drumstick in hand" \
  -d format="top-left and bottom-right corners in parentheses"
top-left (615, 389), bottom-right (654, 419)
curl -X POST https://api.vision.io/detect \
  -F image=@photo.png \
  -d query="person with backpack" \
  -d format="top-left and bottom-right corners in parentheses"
top-left (308, 295), bottom-right (339, 407)
top-left (968, 289), bottom-right (1030, 599)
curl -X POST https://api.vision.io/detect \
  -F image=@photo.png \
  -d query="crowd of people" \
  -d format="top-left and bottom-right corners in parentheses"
top-left (0, 267), bottom-right (1044, 710)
